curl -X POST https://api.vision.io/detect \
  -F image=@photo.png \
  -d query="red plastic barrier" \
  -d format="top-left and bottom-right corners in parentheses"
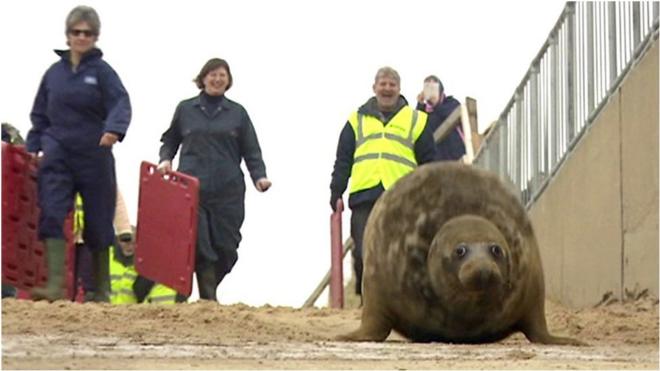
top-left (135, 161), bottom-right (199, 297)
top-left (330, 199), bottom-right (344, 309)
top-left (1, 143), bottom-right (76, 300)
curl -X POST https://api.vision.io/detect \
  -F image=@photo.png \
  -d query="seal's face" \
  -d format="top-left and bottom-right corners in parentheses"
top-left (427, 215), bottom-right (511, 300)
top-left (453, 241), bottom-right (507, 292)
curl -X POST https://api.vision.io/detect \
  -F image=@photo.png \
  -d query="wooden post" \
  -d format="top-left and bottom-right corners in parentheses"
top-left (460, 105), bottom-right (474, 164)
top-left (302, 239), bottom-right (353, 308)
top-left (465, 97), bottom-right (481, 154)
top-left (432, 105), bottom-right (461, 143)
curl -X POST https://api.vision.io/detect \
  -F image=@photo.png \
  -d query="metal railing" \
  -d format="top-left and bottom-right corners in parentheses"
top-left (473, 1), bottom-right (659, 206)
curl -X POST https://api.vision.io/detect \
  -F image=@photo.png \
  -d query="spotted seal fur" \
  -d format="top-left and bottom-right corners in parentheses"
top-left (337, 162), bottom-right (583, 345)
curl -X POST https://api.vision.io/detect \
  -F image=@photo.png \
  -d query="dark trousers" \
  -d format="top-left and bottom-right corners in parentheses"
top-left (194, 179), bottom-right (245, 301)
top-left (37, 138), bottom-right (116, 251)
top-left (350, 201), bottom-right (376, 296)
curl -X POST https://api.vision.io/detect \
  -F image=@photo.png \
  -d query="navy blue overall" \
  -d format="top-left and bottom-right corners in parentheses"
top-left (26, 48), bottom-right (131, 251)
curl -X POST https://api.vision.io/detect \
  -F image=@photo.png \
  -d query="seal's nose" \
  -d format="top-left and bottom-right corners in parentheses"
top-left (476, 268), bottom-right (496, 287)
top-left (460, 262), bottom-right (502, 291)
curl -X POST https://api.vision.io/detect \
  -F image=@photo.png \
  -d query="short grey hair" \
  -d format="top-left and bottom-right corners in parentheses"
top-left (374, 66), bottom-right (400, 85)
top-left (65, 5), bottom-right (101, 36)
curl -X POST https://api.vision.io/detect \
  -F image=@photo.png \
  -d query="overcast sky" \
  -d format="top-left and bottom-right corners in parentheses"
top-left (0, 0), bottom-right (566, 306)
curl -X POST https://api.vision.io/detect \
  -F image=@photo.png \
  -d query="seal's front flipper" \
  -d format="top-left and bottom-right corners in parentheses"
top-left (524, 324), bottom-right (587, 346)
top-left (335, 323), bottom-right (391, 342)
top-left (519, 303), bottom-right (587, 346)
top-left (336, 306), bottom-right (392, 342)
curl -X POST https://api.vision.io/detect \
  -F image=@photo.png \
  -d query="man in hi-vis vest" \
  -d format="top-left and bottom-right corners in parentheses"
top-left (330, 66), bottom-right (436, 299)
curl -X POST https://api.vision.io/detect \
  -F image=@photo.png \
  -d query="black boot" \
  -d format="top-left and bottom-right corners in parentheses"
top-left (197, 266), bottom-right (218, 301)
top-left (91, 248), bottom-right (110, 302)
top-left (31, 239), bottom-right (66, 302)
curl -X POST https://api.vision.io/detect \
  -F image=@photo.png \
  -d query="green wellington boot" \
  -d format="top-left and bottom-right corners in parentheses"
top-left (91, 247), bottom-right (111, 302)
top-left (31, 238), bottom-right (66, 302)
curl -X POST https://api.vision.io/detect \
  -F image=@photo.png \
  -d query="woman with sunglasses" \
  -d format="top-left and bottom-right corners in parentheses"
top-left (26, 5), bottom-right (132, 302)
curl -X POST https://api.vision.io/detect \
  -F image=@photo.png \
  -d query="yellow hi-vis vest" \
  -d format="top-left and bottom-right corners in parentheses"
top-left (348, 106), bottom-right (428, 193)
top-left (109, 247), bottom-right (138, 304)
top-left (109, 248), bottom-right (177, 305)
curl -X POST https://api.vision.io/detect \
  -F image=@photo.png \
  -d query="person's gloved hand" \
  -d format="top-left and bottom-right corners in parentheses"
top-left (330, 192), bottom-right (342, 212)
top-left (157, 160), bottom-right (172, 174)
top-left (255, 177), bottom-right (272, 192)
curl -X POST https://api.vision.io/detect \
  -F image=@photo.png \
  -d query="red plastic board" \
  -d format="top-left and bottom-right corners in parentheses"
top-left (2, 143), bottom-right (77, 299)
top-left (135, 161), bottom-right (199, 297)
top-left (329, 199), bottom-right (344, 309)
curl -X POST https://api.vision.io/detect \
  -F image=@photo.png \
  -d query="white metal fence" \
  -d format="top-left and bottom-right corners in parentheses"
top-left (473, 1), bottom-right (659, 206)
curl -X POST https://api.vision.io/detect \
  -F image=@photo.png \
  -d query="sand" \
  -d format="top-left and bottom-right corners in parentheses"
top-left (2, 295), bottom-right (658, 369)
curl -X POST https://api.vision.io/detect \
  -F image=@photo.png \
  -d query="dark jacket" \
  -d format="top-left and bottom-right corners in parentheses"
top-left (330, 96), bottom-right (436, 209)
top-left (417, 95), bottom-right (466, 161)
top-left (26, 48), bottom-right (131, 154)
top-left (159, 94), bottom-right (267, 196)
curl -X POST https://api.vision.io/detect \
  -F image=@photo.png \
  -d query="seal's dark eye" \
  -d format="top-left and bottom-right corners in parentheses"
top-left (490, 244), bottom-right (503, 258)
top-left (455, 244), bottom-right (468, 258)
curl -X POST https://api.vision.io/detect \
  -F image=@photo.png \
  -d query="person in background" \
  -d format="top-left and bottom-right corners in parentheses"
top-left (110, 225), bottom-right (178, 305)
top-left (157, 58), bottom-right (271, 302)
top-left (416, 75), bottom-right (466, 161)
top-left (111, 190), bottom-right (179, 304)
top-left (73, 188), bottom-right (177, 304)
top-left (72, 188), bottom-right (135, 302)
top-left (330, 66), bottom-right (436, 299)
top-left (26, 5), bottom-right (131, 302)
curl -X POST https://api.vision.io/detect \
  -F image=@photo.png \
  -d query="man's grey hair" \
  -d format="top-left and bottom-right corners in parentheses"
top-left (65, 5), bottom-right (101, 36)
top-left (374, 66), bottom-right (401, 85)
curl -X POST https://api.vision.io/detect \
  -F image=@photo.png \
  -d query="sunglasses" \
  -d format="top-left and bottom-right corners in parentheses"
top-left (68, 29), bottom-right (95, 38)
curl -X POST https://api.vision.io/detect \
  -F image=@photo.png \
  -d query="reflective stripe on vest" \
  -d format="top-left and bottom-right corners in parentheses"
top-left (73, 194), bottom-right (84, 242)
top-left (349, 106), bottom-right (427, 193)
top-left (146, 284), bottom-right (177, 304)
